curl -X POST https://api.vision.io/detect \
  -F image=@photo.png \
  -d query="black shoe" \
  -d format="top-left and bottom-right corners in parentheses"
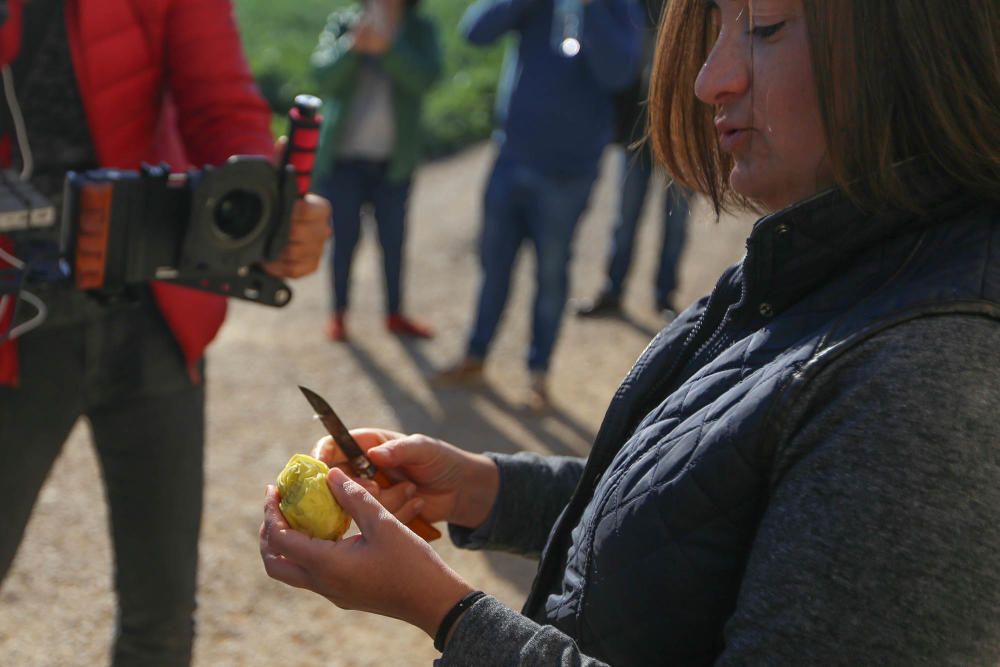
top-left (574, 292), bottom-right (622, 318)
top-left (656, 298), bottom-right (678, 320)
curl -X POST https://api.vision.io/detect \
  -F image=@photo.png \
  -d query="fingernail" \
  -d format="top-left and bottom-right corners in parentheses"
top-left (404, 483), bottom-right (416, 498)
top-left (413, 499), bottom-right (425, 512)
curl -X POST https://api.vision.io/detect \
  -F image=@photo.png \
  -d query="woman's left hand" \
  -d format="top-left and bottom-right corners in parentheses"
top-left (260, 468), bottom-right (473, 637)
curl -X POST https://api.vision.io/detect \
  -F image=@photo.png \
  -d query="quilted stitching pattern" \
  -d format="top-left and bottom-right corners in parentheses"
top-left (532, 200), bottom-right (999, 666)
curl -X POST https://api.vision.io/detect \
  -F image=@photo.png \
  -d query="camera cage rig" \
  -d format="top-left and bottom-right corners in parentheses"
top-left (64, 156), bottom-right (298, 307)
top-left (0, 94), bottom-right (322, 343)
top-left (0, 94), bottom-right (322, 344)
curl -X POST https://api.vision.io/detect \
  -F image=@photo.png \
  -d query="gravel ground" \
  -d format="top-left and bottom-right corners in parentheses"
top-left (0, 143), bottom-right (752, 666)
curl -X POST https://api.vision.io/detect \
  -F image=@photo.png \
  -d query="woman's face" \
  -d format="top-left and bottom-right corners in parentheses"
top-left (695, 0), bottom-right (833, 211)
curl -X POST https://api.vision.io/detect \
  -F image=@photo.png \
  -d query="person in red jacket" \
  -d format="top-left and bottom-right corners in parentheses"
top-left (0, 1), bottom-right (329, 665)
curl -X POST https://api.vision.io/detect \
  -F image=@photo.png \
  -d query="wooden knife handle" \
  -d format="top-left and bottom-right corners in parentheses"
top-left (372, 470), bottom-right (442, 542)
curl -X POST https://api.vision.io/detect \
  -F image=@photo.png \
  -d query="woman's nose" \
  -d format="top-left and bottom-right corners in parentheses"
top-left (694, 32), bottom-right (751, 106)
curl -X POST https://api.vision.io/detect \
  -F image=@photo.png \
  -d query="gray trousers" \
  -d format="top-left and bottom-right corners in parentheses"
top-left (0, 286), bottom-right (204, 667)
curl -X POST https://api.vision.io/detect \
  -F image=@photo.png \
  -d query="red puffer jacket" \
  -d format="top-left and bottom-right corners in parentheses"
top-left (0, 0), bottom-right (273, 385)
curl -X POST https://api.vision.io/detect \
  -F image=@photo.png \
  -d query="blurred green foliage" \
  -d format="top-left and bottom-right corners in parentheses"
top-left (232, 0), bottom-right (506, 158)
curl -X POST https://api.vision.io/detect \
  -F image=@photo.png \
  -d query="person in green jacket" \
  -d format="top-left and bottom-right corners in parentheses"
top-left (311, 0), bottom-right (442, 341)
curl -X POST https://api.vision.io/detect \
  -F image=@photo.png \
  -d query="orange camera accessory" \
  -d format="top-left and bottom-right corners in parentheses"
top-left (73, 182), bottom-right (113, 290)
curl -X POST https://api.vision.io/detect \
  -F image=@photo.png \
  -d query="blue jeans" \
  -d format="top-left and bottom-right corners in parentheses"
top-left (605, 145), bottom-right (690, 306)
top-left (316, 159), bottom-right (412, 314)
top-left (0, 287), bottom-right (203, 667)
top-left (468, 154), bottom-right (597, 372)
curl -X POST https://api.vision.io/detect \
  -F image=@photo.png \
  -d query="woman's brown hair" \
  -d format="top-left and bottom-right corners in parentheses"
top-left (648, 0), bottom-right (1000, 214)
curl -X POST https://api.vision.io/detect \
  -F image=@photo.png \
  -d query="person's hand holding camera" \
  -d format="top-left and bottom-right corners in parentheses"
top-left (261, 137), bottom-right (331, 279)
top-left (261, 193), bottom-right (329, 278)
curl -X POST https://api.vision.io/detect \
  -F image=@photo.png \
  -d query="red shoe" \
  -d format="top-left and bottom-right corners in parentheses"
top-left (386, 313), bottom-right (434, 339)
top-left (325, 313), bottom-right (348, 342)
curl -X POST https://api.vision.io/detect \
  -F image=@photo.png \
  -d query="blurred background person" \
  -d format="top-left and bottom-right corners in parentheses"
top-left (0, 0), bottom-right (328, 665)
top-left (435, 0), bottom-right (642, 410)
top-left (573, 0), bottom-right (691, 320)
top-left (311, 0), bottom-right (442, 343)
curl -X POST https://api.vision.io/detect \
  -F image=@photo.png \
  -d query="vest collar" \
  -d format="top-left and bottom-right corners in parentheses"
top-left (739, 161), bottom-right (972, 319)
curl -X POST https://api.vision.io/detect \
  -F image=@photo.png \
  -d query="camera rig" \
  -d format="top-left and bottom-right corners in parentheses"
top-left (66, 156), bottom-right (298, 306)
top-left (0, 95), bottom-right (322, 313)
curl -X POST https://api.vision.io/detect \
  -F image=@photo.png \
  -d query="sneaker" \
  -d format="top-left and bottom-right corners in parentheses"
top-left (386, 313), bottom-right (434, 339)
top-left (325, 312), bottom-right (348, 342)
top-left (524, 372), bottom-right (550, 412)
top-left (573, 291), bottom-right (623, 318)
top-left (431, 355), bottom-right (485, 386)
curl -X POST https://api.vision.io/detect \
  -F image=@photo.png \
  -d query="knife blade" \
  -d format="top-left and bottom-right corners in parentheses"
top-left (298, 385), bottom-right (441, 542)
top-left (300, 385), bottom-right (379, 480)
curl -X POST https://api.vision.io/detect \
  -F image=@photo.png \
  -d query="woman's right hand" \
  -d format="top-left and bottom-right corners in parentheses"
top-left (311, 429), bottom-right (500, 531)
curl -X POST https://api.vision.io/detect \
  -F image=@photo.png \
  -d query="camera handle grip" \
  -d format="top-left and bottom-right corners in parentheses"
top-left (282, 94), bottom-right (323, 198)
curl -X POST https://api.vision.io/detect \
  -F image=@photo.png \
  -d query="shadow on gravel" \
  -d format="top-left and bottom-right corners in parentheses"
top-left (617, 313), bottom-right (663, 340)
top-left (345, 342), bottom-right (595, 459)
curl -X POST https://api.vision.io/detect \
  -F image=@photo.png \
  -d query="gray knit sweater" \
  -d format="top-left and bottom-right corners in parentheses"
top-left (441, 314), bottom-right (1000, 665)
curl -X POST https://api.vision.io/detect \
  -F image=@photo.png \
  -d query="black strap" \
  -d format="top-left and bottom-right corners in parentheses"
top-left (434, 590), bottom-right (486, 653)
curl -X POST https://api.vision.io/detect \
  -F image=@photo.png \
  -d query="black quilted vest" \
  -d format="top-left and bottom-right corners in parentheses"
top-left (523, 172), bottom-right (1000, 665)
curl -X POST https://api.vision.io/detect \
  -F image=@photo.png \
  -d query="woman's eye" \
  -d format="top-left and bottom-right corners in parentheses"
top-left (750, 21), bottom-right (785, 38)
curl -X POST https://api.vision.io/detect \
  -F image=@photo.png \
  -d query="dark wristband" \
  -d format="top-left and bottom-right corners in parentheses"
top-left (434, 590), bottom-right (486, 652)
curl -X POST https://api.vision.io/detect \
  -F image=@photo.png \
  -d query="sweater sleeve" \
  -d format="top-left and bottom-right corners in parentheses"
top-left (310, 11), bottom-right (362, 97)
top-left (459, 0), bottom-right (539, 45)
top-left (163, 0), bottom-right (274, 163)
top-left (717, 314), bottom-right (1000, 665)
top-left (441, 453), bottom-right (600, 663)
top-left (580, 0), bottom-right (643, 92)
top-left (439, 596), bottom-right (611, 666)
top-left (449, 452), bottom-right (585, 558)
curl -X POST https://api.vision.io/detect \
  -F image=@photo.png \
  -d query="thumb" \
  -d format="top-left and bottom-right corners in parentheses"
top-left (273, 135), bottom-right (288, 165)
top-left (326, 467), bottom-right (392, 535)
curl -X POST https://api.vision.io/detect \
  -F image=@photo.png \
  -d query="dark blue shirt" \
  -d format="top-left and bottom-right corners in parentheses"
top-left (460, 0), bottom-right (642, 178)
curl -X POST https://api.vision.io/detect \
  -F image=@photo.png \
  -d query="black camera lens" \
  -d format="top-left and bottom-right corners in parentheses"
top-left (213, 190), bottom-right (264, 241)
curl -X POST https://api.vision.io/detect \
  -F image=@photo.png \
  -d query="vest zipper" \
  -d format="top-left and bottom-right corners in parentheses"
top-left (686, 276), bottom-right (746, 371)
top-left (642, 266), bottom-right (748, 415)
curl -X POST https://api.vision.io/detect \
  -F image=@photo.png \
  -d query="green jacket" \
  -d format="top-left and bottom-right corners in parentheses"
top-left (310, 6), bottom-right (443, 183)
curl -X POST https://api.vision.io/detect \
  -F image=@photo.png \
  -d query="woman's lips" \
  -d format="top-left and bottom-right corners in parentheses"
top-left (719, 127), bottom-right (752, 152)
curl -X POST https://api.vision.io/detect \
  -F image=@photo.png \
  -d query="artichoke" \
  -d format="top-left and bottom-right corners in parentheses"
top-left (276, 454), bottom-right (351, 540)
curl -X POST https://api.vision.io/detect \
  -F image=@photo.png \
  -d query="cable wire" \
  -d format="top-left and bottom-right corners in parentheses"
top-left (0, 245), bottom-right (48, 341)
top-left (0, 67), bottom-right (48, 340)
top-left (1, 64), bottom-right (34, 181)
top-left (6, 288), bottom-right (46, 339)
top-left (0, 245), bottom-right (25, 269)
